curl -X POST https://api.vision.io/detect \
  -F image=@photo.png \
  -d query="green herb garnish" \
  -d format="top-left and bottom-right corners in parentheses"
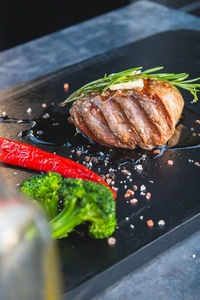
top-left (60, 66), bottom-right (200, 106)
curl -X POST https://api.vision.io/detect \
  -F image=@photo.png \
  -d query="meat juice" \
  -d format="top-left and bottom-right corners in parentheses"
top-left (1, 107), bottom-right (200, 165)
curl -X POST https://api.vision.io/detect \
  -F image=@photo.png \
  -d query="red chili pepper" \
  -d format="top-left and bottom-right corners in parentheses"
top-left (0, 138), bottom-right (116, 199)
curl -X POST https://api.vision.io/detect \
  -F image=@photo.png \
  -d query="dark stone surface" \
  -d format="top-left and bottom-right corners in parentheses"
top-left (95, 231), bottom-right (200, 300)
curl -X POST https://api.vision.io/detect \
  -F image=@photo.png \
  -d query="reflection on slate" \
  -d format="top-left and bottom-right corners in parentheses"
top-left (0, 30), bottom-right (200, 299)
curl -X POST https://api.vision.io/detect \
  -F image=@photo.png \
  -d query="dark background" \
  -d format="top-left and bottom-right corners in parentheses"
top-left (0, 0), bottom-right (199, 52)
top-left (0, 0), bottom-right (130, 52)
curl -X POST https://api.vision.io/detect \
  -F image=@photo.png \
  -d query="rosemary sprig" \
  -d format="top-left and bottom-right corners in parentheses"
top-left (60, 66), bottom-right (200, 106)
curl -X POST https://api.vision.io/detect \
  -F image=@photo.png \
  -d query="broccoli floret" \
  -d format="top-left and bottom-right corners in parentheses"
top-left (21, 172), bottom-right (62, 219)
top-left (21, 173), bottom-right (116, 239)
top-left (52, 178), bottom-right (116, 239)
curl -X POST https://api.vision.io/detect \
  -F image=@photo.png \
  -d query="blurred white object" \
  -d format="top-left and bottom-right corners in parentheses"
top-left (0, 181), bottom-right (61, 300)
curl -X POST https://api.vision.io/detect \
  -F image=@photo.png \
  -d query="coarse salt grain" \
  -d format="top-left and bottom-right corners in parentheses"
top-left (140, 216), bottom-right (144, 220)
top-left (147, 219), bottom-right (154, 228)
top-left (133, 185), bottom-right (138, 192)
top-left (113, 187), bottom-right (118, 192)
top-left (192, 254), bottom-right (196, 258)
top-left (168, 160), bottom-right (173, 166)
top-left (158, 220), bottom-right (166, 227)
top-left (43, 113), bottom-right (50, 119)
top-left (85, 156), bottom-right (90, 162)
top-left (130, 224), bottom-right (135, 229)
top-left (140, 184), bottom-right (146, 192)
top-left (125, 217), bottom-right (129, 221)
top-left (130, 198), bottom-right (138, 205)
top-left (146, 192), bottom-right (151, 200)
top-left (136, 164), bottom-right (143, 171)
top-left (153, 149), bottom-right (161, 155)
top-left (122, 169), bottom-right (129, 175)
top-left (64, 83), bottom-right (69, 91)
top-left (124, 189), bottom-right (135, 198)
top-left (26, 107), bottom-right (32, 114)
top-left (106, 178), bottom-right (112, 185)
top-left (108, 237), bottom-right (116, 246)
top-left (2, 111), bottom-right (6, 117)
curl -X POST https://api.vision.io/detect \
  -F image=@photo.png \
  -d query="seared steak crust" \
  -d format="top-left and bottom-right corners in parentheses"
top-left (68, 79), bottom-right (184, 150)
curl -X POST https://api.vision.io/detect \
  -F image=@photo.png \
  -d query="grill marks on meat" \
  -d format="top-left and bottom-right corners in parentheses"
top-left (69, 79), bottom-right (184, 150)
top-left (98, 99), bottom-right (136, 147)
top-left (83, 100), bottom-right (126, 147)
top-left (115, 96), bottom-right (152, 148)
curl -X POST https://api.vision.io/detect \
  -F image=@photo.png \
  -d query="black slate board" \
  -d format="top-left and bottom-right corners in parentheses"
top-left (0, 30), bottom-right (200, 299)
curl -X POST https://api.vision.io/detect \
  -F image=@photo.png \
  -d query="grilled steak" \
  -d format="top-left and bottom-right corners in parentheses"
top-left (68, 79), bottom-right (184, 150)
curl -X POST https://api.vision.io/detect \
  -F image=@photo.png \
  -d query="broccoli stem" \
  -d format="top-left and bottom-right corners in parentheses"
top-left (50, 196), bottom-right (86, 238)
top-left (51, 210), bottom-right (84, 238)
